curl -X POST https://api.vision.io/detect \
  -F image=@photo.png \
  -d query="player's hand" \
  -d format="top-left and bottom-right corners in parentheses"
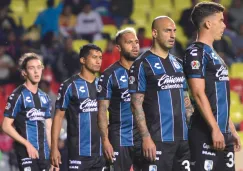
top-left (232, 131), bottom-right (242, 152)
top-left (211, 128), bottom-right (225, 151)
top-left (102, 139), bottom-right (114, 163)
top-left (50, 148), bottom-right (62, 168)
top-left (142, 136), bottom-right (156, 162)
top-left (50, 165), bottom-right (59, 171)
top-left (25, 141), bottom-right (39, 159)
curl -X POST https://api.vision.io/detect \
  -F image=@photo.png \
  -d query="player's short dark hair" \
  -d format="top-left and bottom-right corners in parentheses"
top-left (19, 53), bottom-right (43, 70)
top-left (191, 2), bottom-right (225, 29)
top-left (79, 44), bottom-right (102, 58)
top-left (47, 0), bottom-right (54, 8)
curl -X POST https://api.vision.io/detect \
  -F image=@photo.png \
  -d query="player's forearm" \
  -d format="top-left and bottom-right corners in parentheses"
top-left (2, 119), bottom-right (28, 146)
top-left (45, 119), bottom-right (52, 148)
top-left (51, 113), bottom-right (64, 150)
top-left (192, 91), bottom-right (219, 131)
top-left (229, 119), bottom-right (237, 135)
top-left (131, 93), bottom-right (150, 139)
top-left (98, 100), bottom-right (109, 141)
top-left (184, 91), bottom-right (194, 122)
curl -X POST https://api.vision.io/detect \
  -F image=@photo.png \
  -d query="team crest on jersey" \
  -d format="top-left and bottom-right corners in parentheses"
top-left (191, 60), bottom-right (200, 70)
top-left (204, 160), bottom-right (213, 171)
top-left (149, 165), bottom-right (157, 171)
top-left (5, 102), bottom-right (11, 110)
top-left (40, 96), bottom-right (47, 104)
top-left (24, 166), bottom-right (31, 171)
top-left (129, 76), bottom-right (135, 84)
top-left (97, 85), bottom-right (102, 92)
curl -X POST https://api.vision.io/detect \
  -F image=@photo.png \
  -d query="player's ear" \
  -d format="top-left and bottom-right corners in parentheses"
top-left (80, 57), bottom-right (85, 65)
top-left (116, 44), bottom-right (121, 52)
top-left (21, 70), bottom-right (27, 78)
top-left (152, 29), bottom-right (157, 39)
top-left (205, 20), bottom-right (211, 29)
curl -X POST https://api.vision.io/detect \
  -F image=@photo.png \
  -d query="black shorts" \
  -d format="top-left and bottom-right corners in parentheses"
top-left (142, 140), bottom-right (190, 171)
top-left (105, 145), bottom-right (142, 171)
top-left (189, 128), bottom-right (235, 171)
top-left (68, 156), bottom-right (106, 171)
top-left (17, 157), bottom-right (50, 171)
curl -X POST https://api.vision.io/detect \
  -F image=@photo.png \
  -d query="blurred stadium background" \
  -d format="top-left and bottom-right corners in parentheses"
top-left (0, 0), bottom-right (243, 170)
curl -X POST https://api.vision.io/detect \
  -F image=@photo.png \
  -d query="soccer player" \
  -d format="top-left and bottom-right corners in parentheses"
top-left (2, 53), bottom-right (52, 171)
top-left (129, 16), bottom-right (192, 171)
top-left (97, 27), bottom-right (141, 171)
top-left (50, 44), bottom-right (105, 171)
top-left (183, 2), bottom-right (241, 171)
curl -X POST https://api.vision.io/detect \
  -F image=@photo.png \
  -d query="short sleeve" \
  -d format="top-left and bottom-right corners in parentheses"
top-left (129, 59), bottom-right (147, 93)
top-left (55, 82), bottom-right (72, 110)
top-left (4, 93), bottom-right (22, 118)
top-left (183, 47), bottom-right (207, 79)
top-left (97, 72), bottom-right (113, 100)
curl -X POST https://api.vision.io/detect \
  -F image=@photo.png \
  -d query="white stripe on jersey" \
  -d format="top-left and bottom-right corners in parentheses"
top-left (89, 112), bottom-right (91, 156)
top-left (157, 91), bottom-right (163, 142)
top-left (13, 95), bottom-right (21, 117)
top-left (179, 90), bottom-right (185, 140)
top-left (138, 62), bottom-right (144, 91)
top-left (119, 102), bottom-right (122, 146)
top-left (145, 58), bottom-right (155, 75)
top-left (84, 81), bottom-right (90, 97)
top-left (106, 75), bottom-right (112, 98)
top-left (21, 93), bottom-right (26, 108)
top-left (73, 81), bottom-right (79, 99)
top-left (225, 83), bottom-right (228, 131)
top-left (62, 83), bottom-right (72, 108)
top-left (215, 82), bottom-right (219, 123)
top-left (36, 121), bottom-right (39, 150)
top-left (114, 71), bottom-right (120, 89)
top-left (169, 91), bottom-right (174, 141)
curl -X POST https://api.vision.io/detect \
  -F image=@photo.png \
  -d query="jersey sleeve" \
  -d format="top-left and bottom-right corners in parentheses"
top-left (4, 93), bottom-right (22, 118)
top-left (183, 47), bottom-right (207, 79)
top-left (55, 82), bottom-right (72, 111)
top-left (45, 95), bottom-right (52, 119)
top-left (129, 59), bottom-right (147, 93)
top-left (97, 72), bottom-right (113, 100)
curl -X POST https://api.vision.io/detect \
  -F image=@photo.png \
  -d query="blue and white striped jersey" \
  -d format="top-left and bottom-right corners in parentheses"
top-left (55, 74), bottom-right (102, 157)
top-left (129, 51), bottom-right (188, 142)
top-left (4, 85), bottom-right (51, 159)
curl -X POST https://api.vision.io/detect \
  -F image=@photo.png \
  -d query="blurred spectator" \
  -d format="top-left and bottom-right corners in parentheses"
top-left (0, 6), bottom-right (17, 34)
top-left (64, 0), bottom-right (86, 15)
top-left (39, 79), bottom-right (57, 117)
top-left (232, 22), bottom-right (243, 62)
top-left (110, 0), bottom-right (134, 28)
top-left (55, 37), bottom-right (80, 82)
top-left (0, 39), bottom-right (15, 85)
top-left (178, 0), bottom-right (197, 39)
top-left (214, 35), bottom-right (236, 66)
top-left (33, 0), bottom-right (64, 37)
top-left (100, 39), bottom-right (119, 73)
top-left (40, 31), bottom-right (60, 66)
top-left (59, 5), bottom-right (76, 37)
top-left (75, 2), bottom-right (103, 42)
top-left (170, 40), bottom-right (185, 58)
top-left (5, 30), bottom-right (21, 63)
top-left (228, 0), bottom-right (243, 31)
top-left (137, 27), bottom-right (152, 53)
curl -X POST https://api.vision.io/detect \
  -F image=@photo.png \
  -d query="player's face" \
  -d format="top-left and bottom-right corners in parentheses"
top-left (23, 59), bottom-right (43, 84)
top-left (154, 20), bottom-right (176, 50)
top-left (82, 49), bottom-right (102, 73)
top-left (118, 32), bottom-right (140, 61)
top-left (210, 12), bottom-right (226, 40)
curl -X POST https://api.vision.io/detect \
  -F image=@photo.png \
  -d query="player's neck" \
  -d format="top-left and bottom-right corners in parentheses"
top-left (196, 32), bottom-right (214, 47)
top-left (79, 67), bottom-right (96, 83)
top-left (24, 80), bottom-right (39, 94)
top-left (119, 56), bottom-right (133, 70)
top-left (150, 45), bottom-right (169, 59)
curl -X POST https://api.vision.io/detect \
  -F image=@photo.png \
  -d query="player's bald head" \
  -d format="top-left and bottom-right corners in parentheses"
top-left (151, 16), bottom-right (175, 30)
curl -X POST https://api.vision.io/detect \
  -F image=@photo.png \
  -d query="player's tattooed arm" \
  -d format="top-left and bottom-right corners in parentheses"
top-left (98, 100), bottom-right (110, 140)
top-left (131, 93), bottom-right (150, 138)
top-left (184, 91), bottom-right (194, 123)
